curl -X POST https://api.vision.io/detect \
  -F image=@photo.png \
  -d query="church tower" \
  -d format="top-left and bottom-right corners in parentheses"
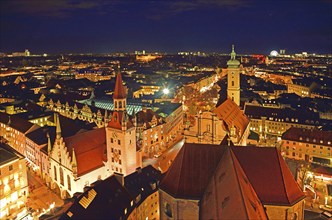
top-left (106, 72), bottom-right (137, 176)
top-left (227, 45), bottom-right (241, 106)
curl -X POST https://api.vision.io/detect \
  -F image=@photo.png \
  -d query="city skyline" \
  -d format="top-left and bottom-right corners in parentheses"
top-left (1, 0), bottom-right (332, 54)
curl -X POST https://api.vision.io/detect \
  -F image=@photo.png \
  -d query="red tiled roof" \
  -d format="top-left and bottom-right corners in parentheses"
top-left (200, 147), bottom-right (268, 219)
top-left (160, 143), bottom-right (227, 199)
top-left (113, 72), bottom-right (126, 99)
top-left (231, 146), bottom-right (305, 206)
top-left (282, 127), bottom-right (332, 146)
top-left (64, 128), bottom-right (106, 176)
top-left (214, 98), bottom-right (249, 137)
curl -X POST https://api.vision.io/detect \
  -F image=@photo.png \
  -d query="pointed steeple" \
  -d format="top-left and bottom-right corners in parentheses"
top-left (47, 132), bottom-right (52, 154)
top-left (72, 148), bottom-right (77, 168)
top-left (56, 113), bottom-right (62, 139)
top-left (114, 72), bottom-right (126, 99)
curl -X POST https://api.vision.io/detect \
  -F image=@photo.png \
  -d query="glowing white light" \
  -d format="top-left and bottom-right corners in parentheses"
top-left (163, 88), bottom-right (169, 94)
top-left (270, 50), bottom-right (279, 56)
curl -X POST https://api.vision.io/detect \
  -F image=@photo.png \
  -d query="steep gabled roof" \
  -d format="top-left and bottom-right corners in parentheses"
top-left (231, 146), bottom-right (305, 206)
top-left (64, 128), bottom-right (106, 176)
top-left (114, 72), bottom-right (126, 99)
top-left (214, 98), bottom-right (249, 137)
top-left (160, 143), bottom-right (227, 199)
top-left (200, 147), bottom-right (267, 219)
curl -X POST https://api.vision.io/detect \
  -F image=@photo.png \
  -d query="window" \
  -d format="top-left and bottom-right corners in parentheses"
top-left (118, 140), bottom-right (121, 145)
top-left (231, 81), bottom-right (234, 86)
top-left (111, 138), bottom-right (113, 143)
top-left (164, 203), bottom-right (172, 218)
top-left (67, 175), bottom-right (71, 191)
top-left (60, 167), bottom-right (64, 186)
top-left (9, 165), bottom-right (13, 171)
top-left (54, 166), bottom-right (57, 181)
top-left (119, 150), bottom-right (121, 155)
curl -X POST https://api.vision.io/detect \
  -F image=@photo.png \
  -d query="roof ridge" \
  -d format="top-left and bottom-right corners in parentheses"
top-left (175, 143), bottom-right (187, 196)
top-left (274, 148), bottom-right (290, 204)
top-left (228, 148), bottom-right (249, 219)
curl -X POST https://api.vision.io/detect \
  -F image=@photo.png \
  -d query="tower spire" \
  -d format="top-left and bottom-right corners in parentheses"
top-left (47, 132), bottom-right (52, 154)
top-left (56, 113), bottom-right (62, 139)
top-left (114, 72), bottom-right (126, 99)
top-left (231, 44), bottom-right (236, 60)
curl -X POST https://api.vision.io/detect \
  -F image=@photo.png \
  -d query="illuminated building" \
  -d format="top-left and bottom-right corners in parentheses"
top-left (132, 85), bottom-right (161, 98)
top-left (227, 45), bottom-right (241, 106)
top-left (287, 79), bottom-right (319, 98)
top-left (281, 128), bottom-right (332, 167)
top-left (0, 144), bottom-right (29, 219)
top-left (244, 104), bottom-right (320, 139)
top-left (185, 98), bottom-right (250, 146)
top-left (159, 143), bottom-right (305, 220)
top-left (136, 54), bottom-right (161, 63)
top-left (74, 69), bottom-right (112, 82)
top-left (0, 112), bottom-right (39, 156)
top-left (106, 72), bottom-right (142, 176)
top-left (60, 165), bottom-right (161, 220)
top-left (135, 108), bottom-right (166, 157)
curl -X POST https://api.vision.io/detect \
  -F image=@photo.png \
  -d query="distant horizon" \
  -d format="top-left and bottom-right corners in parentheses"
top-left (1, 49), bottom-right (331, 56)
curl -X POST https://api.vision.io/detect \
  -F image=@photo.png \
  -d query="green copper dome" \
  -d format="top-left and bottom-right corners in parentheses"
top-left (227, 45), bottom-right (240, 67)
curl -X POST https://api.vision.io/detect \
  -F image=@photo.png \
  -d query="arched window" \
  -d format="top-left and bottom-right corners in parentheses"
top-left (165, 203), bottom-right (173, 217)
top-left (67, 175), bottom-right (71, 191)
top-left (54, 166), bottom-right (57, 181)
top-left (60, 167), bottom-right (64, 186)
top-left (119, 101), bottom-right (122, 108)
top-left (231, 81), bottom-right (234, 86)
top-left (114, 101), bottom-right (117, 109)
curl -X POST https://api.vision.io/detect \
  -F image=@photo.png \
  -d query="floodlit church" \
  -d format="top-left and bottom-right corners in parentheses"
top-left (49, 73), bottom-right (142, 198)
top-left (184, 46), bottom-right (250, 145)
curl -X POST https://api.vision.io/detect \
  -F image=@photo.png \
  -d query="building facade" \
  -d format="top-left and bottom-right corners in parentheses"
top-left (0, 144), bottom-right (29, 219)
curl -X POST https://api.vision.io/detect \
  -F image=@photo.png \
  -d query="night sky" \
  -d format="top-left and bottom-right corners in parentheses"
top-left (0, 0), bottom-right (331, 55)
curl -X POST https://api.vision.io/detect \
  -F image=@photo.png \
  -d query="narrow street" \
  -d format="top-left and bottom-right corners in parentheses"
top-left (143, 139), bottom-right (184, 173)
top-left (27, 169), bottom-right (64, 218)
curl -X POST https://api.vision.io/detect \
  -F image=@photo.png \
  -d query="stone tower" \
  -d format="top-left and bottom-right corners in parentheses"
top-left (106, 72), bottom-right (137, 176)
top-left (227, 45), bottom-right (241, 106)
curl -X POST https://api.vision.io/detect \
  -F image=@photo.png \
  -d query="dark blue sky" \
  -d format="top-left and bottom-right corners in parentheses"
top-left (0, 0), bottom-right (331, 54)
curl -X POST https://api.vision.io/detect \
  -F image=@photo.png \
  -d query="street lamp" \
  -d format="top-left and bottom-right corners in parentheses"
top-left (163, 88), bottom-right (170, 95)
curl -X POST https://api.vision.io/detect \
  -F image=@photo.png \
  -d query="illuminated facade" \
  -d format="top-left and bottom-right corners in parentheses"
top-left (245, 104), bottom-right (319, 138)
top-left (106, 72), bottom-right (141, 176)
top-left (0, 145), bottom-right (29, 219)
top-left (136, 109), bottom-right (166, 157)
top-left (281, 128), bottom-right (332, 167)
top-left (185, 98), bottom-right (250, 146)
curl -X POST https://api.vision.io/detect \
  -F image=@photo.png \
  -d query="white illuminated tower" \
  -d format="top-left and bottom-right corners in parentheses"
top-left (227, 45), bottom-right (241, 106)
top-left (106, 72), bottom-right (137, 176)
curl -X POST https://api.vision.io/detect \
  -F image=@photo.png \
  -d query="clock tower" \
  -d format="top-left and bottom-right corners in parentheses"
top-left (106, 72), bottom-right (138, 176)
top-left (227, 45), bottom-right (241, 106)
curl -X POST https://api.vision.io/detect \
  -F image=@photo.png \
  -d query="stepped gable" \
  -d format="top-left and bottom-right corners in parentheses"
top-left (160, 143), bottom-right (227, 199)
top-left (64, 128), bottom-right (106, 176)
top-left (231, 146), bottom-right (305, 205)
